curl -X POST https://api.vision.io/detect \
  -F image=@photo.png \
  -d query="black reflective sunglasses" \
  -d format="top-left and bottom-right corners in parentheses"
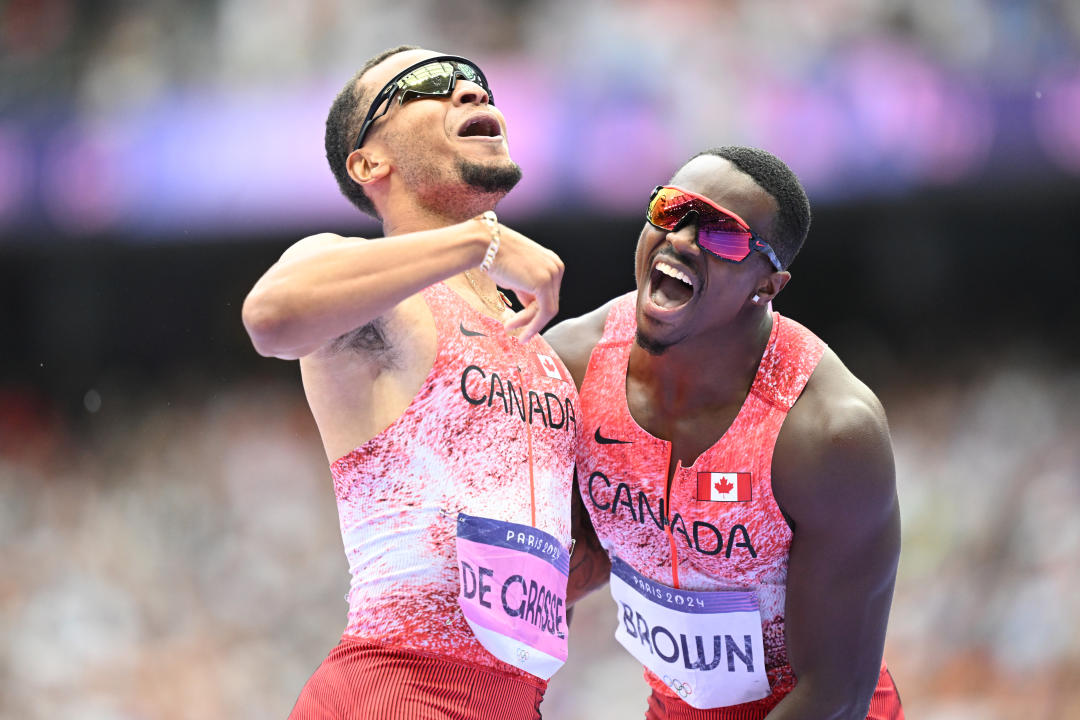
top-left (352, 55), bottom-right (494, 151)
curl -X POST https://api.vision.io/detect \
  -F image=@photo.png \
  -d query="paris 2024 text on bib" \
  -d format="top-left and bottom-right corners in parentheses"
top-left (455, 513), bottom-right (569, 680)
top-left (610, 556), bottom-right (770, 709)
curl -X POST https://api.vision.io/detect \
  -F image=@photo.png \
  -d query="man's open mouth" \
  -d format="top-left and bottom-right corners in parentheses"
top-left (647, 259), bottom-right (696, 310)
top-left (458, 114), bottom-right (502, 138)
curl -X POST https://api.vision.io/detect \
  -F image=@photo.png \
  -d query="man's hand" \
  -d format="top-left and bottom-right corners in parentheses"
top-left (485, 223), bottom-right (564, 343)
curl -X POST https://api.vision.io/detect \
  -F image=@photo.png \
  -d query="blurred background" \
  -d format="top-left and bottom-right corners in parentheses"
top-left (2, 0), bottom-right (1079, 718)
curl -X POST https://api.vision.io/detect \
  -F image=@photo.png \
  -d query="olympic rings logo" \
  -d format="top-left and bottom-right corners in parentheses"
top-left (662, 675), bottom-right (693, 699)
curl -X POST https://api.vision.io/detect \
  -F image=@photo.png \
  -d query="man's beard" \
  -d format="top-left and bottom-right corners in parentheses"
top-left (395, 153), bottom-right (523, 218)
top-left (457, 158), bottom-right (522, 194)
top-left (634, 329), bottom-right (671, 356)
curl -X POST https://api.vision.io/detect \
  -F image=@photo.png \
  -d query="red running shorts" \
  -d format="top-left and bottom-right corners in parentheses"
top-left (288, 635), bottom-right (545, 720)
top-left (645, 664), bottom-right (903, 720)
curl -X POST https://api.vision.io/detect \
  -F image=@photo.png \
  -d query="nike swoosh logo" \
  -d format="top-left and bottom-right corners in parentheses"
top-left (594, 427), bottom-right (632, 445)
top-left (459, 322), bottom-right (486, 337)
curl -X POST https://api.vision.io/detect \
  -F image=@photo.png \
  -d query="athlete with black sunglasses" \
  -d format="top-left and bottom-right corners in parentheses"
top-left (547, 147), bottom-right (904, 720)
top-left (244, 47), bottom-right (577, 720)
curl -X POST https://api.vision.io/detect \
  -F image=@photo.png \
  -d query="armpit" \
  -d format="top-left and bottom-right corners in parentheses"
top-left (329, 318), bottom-right (399, 368)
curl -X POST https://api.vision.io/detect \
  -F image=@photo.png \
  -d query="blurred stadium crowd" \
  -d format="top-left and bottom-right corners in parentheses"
top-left (2, 0), bottom-right (1080, 235)
top-left (7, 0), bottom-right (1079, 107)
top-left (3, 1), bottom-right (1080, 719)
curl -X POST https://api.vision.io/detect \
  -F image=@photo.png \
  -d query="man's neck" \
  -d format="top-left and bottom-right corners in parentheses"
top-left (380, 184), bottom-right (503, 237)
top-left (629, 310), bottom-right (774, 414)
top-left (381, 206), bottom-right (477, 237)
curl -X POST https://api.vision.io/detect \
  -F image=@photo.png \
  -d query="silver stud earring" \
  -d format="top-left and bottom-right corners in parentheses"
top-left (752, 294), bottom-right (761, 303)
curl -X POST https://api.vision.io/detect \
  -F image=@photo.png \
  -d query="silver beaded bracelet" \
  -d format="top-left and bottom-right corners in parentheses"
top-left (476, 210), bottom-right (501, 272)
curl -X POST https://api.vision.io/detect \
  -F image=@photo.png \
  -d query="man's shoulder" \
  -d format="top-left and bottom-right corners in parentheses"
top-left (279, 231), bottom-right (359, 262)
top-left (773, 347), bottom-right (895, 525)
top-left (790, 348), bottom-right (888, 441)
top-left (543, 296), bottom-right (624, 390)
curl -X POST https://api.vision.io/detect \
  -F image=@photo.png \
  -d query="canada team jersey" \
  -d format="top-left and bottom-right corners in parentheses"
top-left (577, 293), bottom-right (828, 713)
top-left (329, 282), bottom-right (577, 686)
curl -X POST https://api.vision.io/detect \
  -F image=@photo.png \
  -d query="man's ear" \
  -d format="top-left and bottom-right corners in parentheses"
top-left (346, 148), bottom-right (390, 187)
top-left (752, 270), bottom-right (791, 305)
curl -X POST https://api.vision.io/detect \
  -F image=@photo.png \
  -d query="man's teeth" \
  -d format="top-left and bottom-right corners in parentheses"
top-left (656, 262), bottom-right (694, 288)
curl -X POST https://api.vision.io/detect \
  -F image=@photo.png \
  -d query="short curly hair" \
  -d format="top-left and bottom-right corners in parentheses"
top-left (686, 146), bottom-right (811, 270)
top-left (325, 45), bottom-right (420, 219)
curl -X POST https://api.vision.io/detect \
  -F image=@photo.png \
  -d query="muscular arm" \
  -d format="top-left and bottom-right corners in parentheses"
top-left (767, 351), bottom-right (900, 720)
top-left (243, 219), bottom-right (564, 359)
top-left (243, 224), bottom-right (489, 359)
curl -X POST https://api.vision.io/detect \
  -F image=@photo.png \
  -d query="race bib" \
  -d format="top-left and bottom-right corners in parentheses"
top-left (455, 513), bottom-right (569, 680)
top-left (609, 556), bottom-right (770, 709)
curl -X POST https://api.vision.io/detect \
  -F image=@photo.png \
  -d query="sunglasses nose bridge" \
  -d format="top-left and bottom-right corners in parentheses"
top-left (671, 208), bottom-right (698, 233)
top-left (664, 214), bottom-right (704, 256)
top-left (451, 76), bottom-right (490, 106)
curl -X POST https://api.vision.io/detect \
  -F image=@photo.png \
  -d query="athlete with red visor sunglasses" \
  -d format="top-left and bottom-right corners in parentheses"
top-left (547, 147), bottom-right (904, 720)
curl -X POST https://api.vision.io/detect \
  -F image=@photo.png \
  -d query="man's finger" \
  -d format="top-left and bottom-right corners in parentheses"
top-left (505, 302), bottom-right (539, 333)
top-left (519, 289), bottom-right (558, 343)
top-left (538, 278), bottom-right (560, 321)
top-left (518, 312), bottom-right (547, 344)
top-left (504, 289), bottom-right (536, 323)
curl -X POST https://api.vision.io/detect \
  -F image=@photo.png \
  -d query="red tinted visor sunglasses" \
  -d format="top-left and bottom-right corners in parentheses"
top-left (646, 185), bottom-right (783, 271)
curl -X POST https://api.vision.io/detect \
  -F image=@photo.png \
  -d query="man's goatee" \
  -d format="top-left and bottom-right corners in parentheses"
top-left (458, 159), bottom-right (523, 194)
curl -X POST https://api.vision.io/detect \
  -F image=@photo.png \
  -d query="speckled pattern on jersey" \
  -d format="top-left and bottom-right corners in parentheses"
top-left (577, 292), bottom-right (826, 713)
top-left (329, 283), bottom-right (577, 687)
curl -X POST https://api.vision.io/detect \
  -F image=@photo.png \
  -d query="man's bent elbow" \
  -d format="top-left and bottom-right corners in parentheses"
top-left (242, 288), bottom-right (297, 359)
